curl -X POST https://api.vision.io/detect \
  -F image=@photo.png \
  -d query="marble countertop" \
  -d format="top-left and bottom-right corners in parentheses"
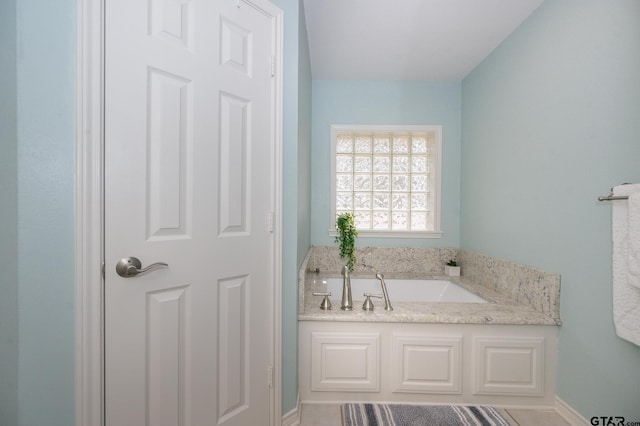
top-left (299, 272), bottom-right (561, 326)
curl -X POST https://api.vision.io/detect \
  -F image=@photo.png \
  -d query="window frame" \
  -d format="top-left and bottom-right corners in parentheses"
top-left (329, 124), bottom-right (443, 238)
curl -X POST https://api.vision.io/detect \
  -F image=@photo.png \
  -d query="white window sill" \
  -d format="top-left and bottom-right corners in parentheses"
top-left (328, 229), bottom-right (442, 239)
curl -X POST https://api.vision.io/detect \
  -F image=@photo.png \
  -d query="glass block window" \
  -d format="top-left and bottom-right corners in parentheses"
top-left (331, 125), bottom-right (442, 237)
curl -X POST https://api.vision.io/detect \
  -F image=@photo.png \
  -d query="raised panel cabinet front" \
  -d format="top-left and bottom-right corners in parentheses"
top-left (311, 332), bottom-right (380, 392)
top-left (391, 335), bottom-right (462, 394)
top-left (474, 336), bottom-right (545, 396)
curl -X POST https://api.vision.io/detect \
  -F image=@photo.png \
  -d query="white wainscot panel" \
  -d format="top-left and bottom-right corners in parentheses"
top-left (391, 335), bottom-right (462, 394)
top-left (474, 336), bottom-right (545, 396)
top-left (311, 332), bottom-right (380, 392)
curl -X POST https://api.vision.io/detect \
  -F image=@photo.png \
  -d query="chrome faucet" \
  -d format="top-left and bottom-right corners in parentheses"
top-left (340, 265), bottom-right (353, 310)
top-left (375, 272), bottom-right (393, 311)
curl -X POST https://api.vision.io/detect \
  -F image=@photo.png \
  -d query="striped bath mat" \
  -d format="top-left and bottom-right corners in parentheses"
top-left (342, 403), bottom-right (511, 426)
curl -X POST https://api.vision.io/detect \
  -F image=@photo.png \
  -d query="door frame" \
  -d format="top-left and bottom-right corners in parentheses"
top-left (74, 1), bottom-right (284, 424)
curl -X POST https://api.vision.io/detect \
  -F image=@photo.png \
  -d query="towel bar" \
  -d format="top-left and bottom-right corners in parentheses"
top-left (598, 183), bottom-right (632, 201)
top-left (598, 195), bottom-right (629, 201)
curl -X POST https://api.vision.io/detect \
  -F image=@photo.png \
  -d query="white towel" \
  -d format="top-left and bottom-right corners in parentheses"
top-left (628, 192), bottom-right (640, 289)
top-left (612, 183), bottom-right (640, 346)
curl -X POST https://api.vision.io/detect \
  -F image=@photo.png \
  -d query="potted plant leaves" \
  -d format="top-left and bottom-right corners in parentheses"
top-left (335, 212), bottom-right (358, 272)
top-left (445, 260), bottom-right (461, 276)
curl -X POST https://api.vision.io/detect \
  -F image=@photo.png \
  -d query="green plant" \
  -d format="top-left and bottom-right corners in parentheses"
top-left (446, 260), bottom-right (458, 267)
top-left (335, 212), bottom-right (358, 271)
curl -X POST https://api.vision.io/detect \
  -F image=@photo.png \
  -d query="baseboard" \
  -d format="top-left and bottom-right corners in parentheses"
top-left (281, 393), bottom-right (301, 426)
top-left (555, 396), bottom-right (589, 425)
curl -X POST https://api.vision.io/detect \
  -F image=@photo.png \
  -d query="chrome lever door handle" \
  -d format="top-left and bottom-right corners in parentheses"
top-left (115, 257), bottom-right (168, 278)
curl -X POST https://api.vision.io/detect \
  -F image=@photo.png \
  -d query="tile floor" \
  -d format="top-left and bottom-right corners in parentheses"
top-left (299, 403), bottom-right (573, 425)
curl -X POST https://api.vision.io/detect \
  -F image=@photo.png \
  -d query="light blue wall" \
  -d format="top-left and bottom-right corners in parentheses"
top-left (461, 0), bottom-right (640, 419)
top-left (16, 1), bottom-right (76, 424)
top-left (311, 80), bottom-right (462, 248)
top-left (15, 0), bottom-right (76, 425)
top-left (0, 0), bottom-right (19, 423)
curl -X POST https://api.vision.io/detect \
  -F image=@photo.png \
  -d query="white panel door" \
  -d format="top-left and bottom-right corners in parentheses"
top-left (104, 0), bottom-right (279, 425)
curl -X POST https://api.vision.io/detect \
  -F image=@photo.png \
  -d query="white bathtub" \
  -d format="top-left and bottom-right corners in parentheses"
top-left (324, 278), bottom-right (488, 303)
top-left (301, 277), bottom-right (558, 407)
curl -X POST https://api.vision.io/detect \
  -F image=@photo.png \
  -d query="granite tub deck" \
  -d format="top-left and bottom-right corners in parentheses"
top-left (298, 247), bottom-right (561, 326)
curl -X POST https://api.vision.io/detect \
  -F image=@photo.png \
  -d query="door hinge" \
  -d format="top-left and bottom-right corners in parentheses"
top-left (267, 365), bottom-right (274, 388)
top-left (270, 56), bottom-right (275, 77)
top-left (101, 261), bottom-right (105, 279)
top-left (267, 212), bottom-right (275, 233)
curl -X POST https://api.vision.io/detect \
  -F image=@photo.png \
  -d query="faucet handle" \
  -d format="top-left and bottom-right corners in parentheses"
top-left (362, 293), bottom-right (383, 311)
top-left (312, 292), bottom-right (332, 310)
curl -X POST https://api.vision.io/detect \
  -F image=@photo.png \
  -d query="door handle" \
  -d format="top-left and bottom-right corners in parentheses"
top-left (115, 257), bottom-right (168, 278)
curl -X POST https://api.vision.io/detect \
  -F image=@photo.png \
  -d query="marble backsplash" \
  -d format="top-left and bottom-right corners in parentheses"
top-left (458, 249), bottom-right (560, 321)
top-left (301, 246), bottom-right (561, 322)
top-left (306, 245), bottom-right (459, 275)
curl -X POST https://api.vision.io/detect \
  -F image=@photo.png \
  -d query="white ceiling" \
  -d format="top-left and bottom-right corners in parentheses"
top-left (302, 0), bottom-right (544, 81)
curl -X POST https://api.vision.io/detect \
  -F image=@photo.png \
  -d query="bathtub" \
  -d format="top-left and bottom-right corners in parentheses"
top-left (323, 277), bottom-right (488, 304)
top-left (298, 248), bottom-right (560, 408)
top-left (299, 275), bottom-right (558, 408)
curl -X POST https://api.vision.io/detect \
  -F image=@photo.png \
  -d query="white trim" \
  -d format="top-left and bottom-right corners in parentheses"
top-left (75, 1), bottom-right (283, 425)
top-left (281, 394), bottom-right (301, 426)
top-left (328, 229), bottom-right (443, 239)
top-left (269, 3), bottom-right (284, 425)
top-left (555, 396), bottom-right (589, 426)
top-left (75, 0), bottom-right (104, 424)
top-left (243, 2), bottom-right (284, 424)
top-left (329, 124), bottom-right (443, 237)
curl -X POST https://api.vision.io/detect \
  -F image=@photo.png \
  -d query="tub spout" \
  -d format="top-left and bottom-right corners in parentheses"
top-left (375, 272), bottom-right (393, 311)
top-left (340, 265), bottom-right (353, 311)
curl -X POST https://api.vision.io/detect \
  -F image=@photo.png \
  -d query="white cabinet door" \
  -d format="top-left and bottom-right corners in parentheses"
top-left (391, 335), bottom-right (462, 394)
top-left (311, 332), bottom-right (380, 392)
top-left (474, 337), bottom-right (545, 396)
